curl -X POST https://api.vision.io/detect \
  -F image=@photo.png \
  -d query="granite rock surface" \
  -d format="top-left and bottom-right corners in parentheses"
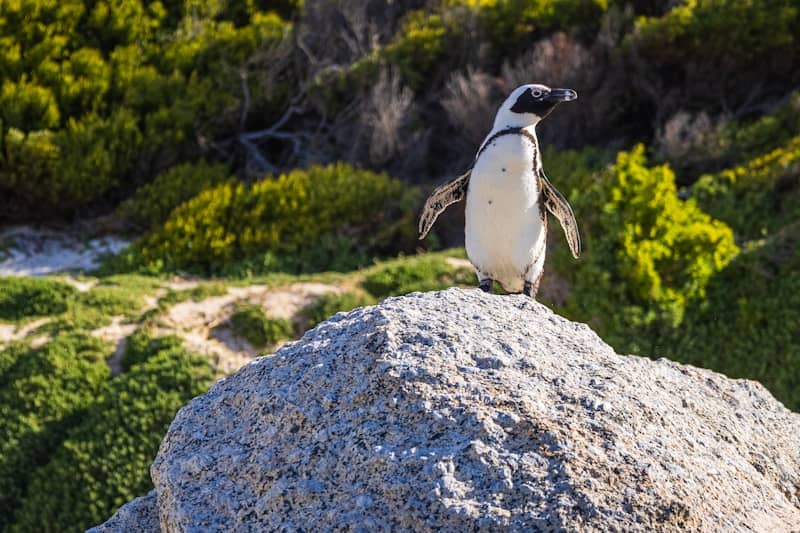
top-left (93, 289), bottom-right (800, 532)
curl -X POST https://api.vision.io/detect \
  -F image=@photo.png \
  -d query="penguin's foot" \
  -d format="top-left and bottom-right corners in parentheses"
top-left (479, 279), bottom-right (493, 293)
top-left (523, 281), bottom-right (534, 298)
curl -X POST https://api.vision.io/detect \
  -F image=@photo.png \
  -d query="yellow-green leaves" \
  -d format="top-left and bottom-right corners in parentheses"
top-left (121, 163), bottom-right (420, 274)
top-left (608, 146), bottom-right (738, 322)
top-left (694, 135), bottom-right (800, 239)
top-left (634, 0), bottom-right (799, 65)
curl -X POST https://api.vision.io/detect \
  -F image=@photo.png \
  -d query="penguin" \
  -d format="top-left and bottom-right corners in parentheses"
top-left (418, 83), bottom-right (581, 298)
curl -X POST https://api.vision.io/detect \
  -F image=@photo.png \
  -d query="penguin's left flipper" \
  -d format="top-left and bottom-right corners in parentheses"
top-left (418, 169), bottom-right (471, 240)
top-left (540, 170), bottom-right (581, 259)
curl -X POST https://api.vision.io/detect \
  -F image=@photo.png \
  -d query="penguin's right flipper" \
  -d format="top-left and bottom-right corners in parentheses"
top-left (540, 170), bottom-right (581, 259)
top-left (418, 169), bottom-right (471, 240)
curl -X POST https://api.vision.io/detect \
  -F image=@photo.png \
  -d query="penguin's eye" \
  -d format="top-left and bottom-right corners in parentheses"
top-left (531, 89), bottom-right (543, 98)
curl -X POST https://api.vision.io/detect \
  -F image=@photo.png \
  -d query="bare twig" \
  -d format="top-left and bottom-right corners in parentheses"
top-left (239, 71), bottom-right (251, 130)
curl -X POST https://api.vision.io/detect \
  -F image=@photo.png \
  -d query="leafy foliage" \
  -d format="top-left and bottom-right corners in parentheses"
top-left (0, 277), bottom-right (78, 321)
top-left (221, 235), bottom-right (372, 277)
top-left (301, 292), bottom-right (376, 329)
top-left (111, 163), bottom-right (419, 274)
top-left (229, 304), bottom-right (293, 348)
top-left (656, 222), bottom-right (800, 411)
top-left (0, 1), bottom-right (291, 218)
top-left (116, 162), bottom-right (230, 229)
top-left (362, 255), bottom-right (475, 299)
top-left (0, 333), bottom-right (110, 529)
top-left (562, 146), bottom-right (739, 352)
top-left (692, 135), bottom-right (800, 241)
top-left (9, 334), bottom-right (213, 533)
top-left (453, 0), bottom-right (608, 47)
top-left (633, 0), bottom-right (799, 66)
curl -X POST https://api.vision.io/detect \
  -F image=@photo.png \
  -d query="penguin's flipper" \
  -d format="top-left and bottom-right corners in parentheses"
top-left (418, 170), bottom-right (471, 240)
top-left (540, 170), bottom-right (581, 258)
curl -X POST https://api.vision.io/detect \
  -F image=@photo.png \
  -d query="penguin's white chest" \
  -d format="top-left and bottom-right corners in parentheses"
top-left (465, 134), bottom-right (546, 292)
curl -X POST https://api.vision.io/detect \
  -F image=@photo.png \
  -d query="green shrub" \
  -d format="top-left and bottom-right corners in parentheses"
top-left (0, 110), bottom-right (142, 209)
top-left (384, 11), bottom-right (451, 90)
top-left (9, 335), bottom-right (213, 533)
top-left (0, 80), bottom-right (61, 130)
top-left (73, 286), bottom-right (144, 319)
top-left (561, 146), bottom-right (739, 352)
top-left (121, 331), bottom-right (186, 371)
top-left (656, 222), bottom-right (800, 411)
top-left (114, 163), bottom-right (419, 275)
top-left (301, 292), bottom-right (376, 329)
top-left (712, 93), bottom-right (800, 167)
top-left (0, 277), bottom-right (78, 321)
top-left (452, 0), bottom-right (608, 47)
top-left (221, 235), bottom-right (371, 277)
top-left (0, 333), bottom-right (110, 529)
top-left (156, 284), bottom-right (229, 308)
top-left (362, 255), bottom-right (475, 299)
top-left (116, 162), bottom-right (230, 229)
top-left (0, 2), bottom-right (291, 217)
top-left (693, 135), bottom-right (800, 241)
top-left (229, 304), bottom-right (293, 349)
top-left (633, 0), bottom-right (799, 66)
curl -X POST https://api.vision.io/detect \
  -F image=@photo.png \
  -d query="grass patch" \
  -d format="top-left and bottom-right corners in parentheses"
top-left (158, 284), bottom-right (228, 307)
top-left (0, 277), bottom-right (77, 321)
top-left (0, 332), bottom-right (110, 529)
top-left (229, 304), bottom-right (293, 349)
top-left (8, 333), bottom-right (213, 532)
top-left (361, 254), bottom-right (474, 299)
top-left (301, 292), bottom-right (376, 329)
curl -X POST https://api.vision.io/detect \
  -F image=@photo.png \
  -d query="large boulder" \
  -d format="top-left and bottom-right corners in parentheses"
top-left (92, 289), bottom-right (800, 532)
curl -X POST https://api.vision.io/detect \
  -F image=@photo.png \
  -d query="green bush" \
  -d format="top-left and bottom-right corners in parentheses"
top-left (221, 234), bottom-right (371, 277)
top-left (656, 222), bottom-right (800, 411)
top-left (693, 135), bottom-right (800, 241)
top-left (0, 333), bottom-right (110, 529)
top-left (362, 255), bottom-right (475, 299)
top-left (561, 146), bottom-right (739, 352)
top-left (0, 1), bottom-right (291, 217)
top-left (229, 304), bottom-right (293, 348)
top-left (0, 276), bottom-right (78, 321)
top-left (384, 11), bottom-right (451, 90)
top-left (116, 162), bottom-right (230, 229)
top-left (121, 331), bottom-right (186, 371)
top-left (452, 0), bottom-right (608, 47)
top-left (9, 335), bottom-right (213, 533)
top-left (301, 292), bottom-right (376, 329)
top-left (711, 93), bottom-right (800, 167)
top-left (73, 285), bottom-right (144, 319)
top-left (633, 0), bottom-right (799, 66)
top-left (113, 163), bottom-right (419, 274)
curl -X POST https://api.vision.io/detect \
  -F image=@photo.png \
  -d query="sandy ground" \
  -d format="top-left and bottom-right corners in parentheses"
top-left (92, 317), bottom-right (139, 375)
top-left (0, 224), bottom-right (343, 377)
top-left (0, 226), bottom-right (466, 378)
top-left (0, 226), bottom-right (129, 276)
top-left (0, 318), bottom-right (51, 347)
top-left (161, 282), bottom-right (340, 374)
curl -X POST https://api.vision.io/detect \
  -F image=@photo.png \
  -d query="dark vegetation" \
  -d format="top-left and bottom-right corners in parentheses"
top-left (2, 0), bottom-right (800, 530)
top-left (229, 303), bottom-right (293, 348)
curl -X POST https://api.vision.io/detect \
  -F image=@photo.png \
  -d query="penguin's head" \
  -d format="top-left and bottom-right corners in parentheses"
top-left (494, 84), bottom-right (577, 129)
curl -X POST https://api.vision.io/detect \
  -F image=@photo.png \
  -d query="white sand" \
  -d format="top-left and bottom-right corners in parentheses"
top-left (0, 226), bottom-right (129, 276)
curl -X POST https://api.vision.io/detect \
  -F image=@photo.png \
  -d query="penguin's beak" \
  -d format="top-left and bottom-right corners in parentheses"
top-left (546, 88), bottom-right (578, 102)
